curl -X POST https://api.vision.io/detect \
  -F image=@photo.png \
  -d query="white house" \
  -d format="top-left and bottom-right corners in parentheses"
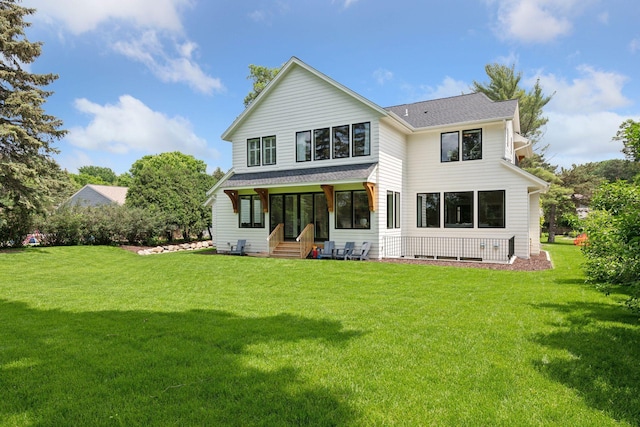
top-left (65, 184), bottom-right (128, 207)
top-left (206, 57), bottom-right (548, 262)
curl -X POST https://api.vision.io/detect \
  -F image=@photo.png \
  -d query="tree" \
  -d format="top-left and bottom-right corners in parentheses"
top-left (243, 64), bottom-right (281, 107)
top-left (472, 63), bottom-right (553, 147)
top-left (77, 166), bottom-right (117, 184)
top-left (525, 166), bottom-right (573, 243)
top-left (613, 119), bottom-right (640, 162)
top-left (0, 0), bottom-right (70, 245)
top-left (126, 152), bottom-right (215, 240)
top-left (582, 181), bottom-right (640, 312)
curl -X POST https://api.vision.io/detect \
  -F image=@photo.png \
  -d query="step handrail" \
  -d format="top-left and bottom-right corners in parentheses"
top-left (296, 223), bottom-right (314, 259)
top-left (267, 223), bottom-right (284, 256)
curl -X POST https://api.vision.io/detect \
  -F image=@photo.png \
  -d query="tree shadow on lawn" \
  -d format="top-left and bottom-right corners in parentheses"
top-left (531, 301), bottom-right (640, 425)
top-left (0, 300), bottom-right (362, 426)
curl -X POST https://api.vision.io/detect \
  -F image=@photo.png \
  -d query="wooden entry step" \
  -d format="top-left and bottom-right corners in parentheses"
top-left (271, 241), bottom-right (305, 259)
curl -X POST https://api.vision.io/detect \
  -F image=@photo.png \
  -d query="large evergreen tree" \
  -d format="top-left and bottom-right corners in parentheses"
top-left (0, 0), bottom-right (69, 245)
top-left (472, 63), bottom-right (552, 147)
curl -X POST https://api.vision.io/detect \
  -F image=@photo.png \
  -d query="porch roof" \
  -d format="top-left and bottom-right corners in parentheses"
top-left (221, 162), bottom-right (377, 189)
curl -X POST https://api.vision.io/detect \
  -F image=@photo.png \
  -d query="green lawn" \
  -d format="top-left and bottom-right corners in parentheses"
top-left (1, 241), bottom-right (638, 426)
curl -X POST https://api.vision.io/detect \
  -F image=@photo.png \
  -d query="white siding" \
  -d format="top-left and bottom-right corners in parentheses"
top-left (377, 121), bottom-right (407, 257)
top-left (403, 122), bottom-right (534, 259)
top-left (529, 192), bottom-right (542, 255)
top-left (229, 66), bottom-right (382, 174)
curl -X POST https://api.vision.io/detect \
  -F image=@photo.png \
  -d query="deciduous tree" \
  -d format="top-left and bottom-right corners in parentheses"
top-left (126, 152), bottom-right (215, 240)
top-left (613, 118), bottom-right (640, 162)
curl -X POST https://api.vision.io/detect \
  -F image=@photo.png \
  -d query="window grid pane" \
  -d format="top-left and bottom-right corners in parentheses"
top-left (333, 125), bottom-right (350, 158)
top-left (417, 193), bottom-right (440, 228)
top-left (479, 190), bottom-right (505, 228)
top-left (441, 132), bottom-right (459, 162)
top-left (462, 129), bottom-right (482, 161)
top-left (262, 136), bottom-right (276, 165)
top-left (296, 131), bottom-right (311, 162)
top-left (353, 122), bottom-right (370, 157)
top-left (314, 128), bottom-right (330, 160)
top-left (247, 138), bottom-right (260, 166)
top-left (444, 191), bottom-right (473, 228)
top-left (386, 191), bottom-right (394, 228)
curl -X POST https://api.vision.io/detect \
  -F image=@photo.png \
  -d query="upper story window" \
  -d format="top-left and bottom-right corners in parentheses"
top-left (296, 130), bottom-right (311, 162)
top-left (333, 125), bottom-right (350, 158)
top-left (296, 122), bottom-right (371, 163)
top-left (262, 136), bottom-right (276, 165)
top-left (462, 129), bottom-right (482, 161)
top-left (353, 122), bottom-right (370, 157)
top-left (247, 136), bottom-right (276, 167)
top-left (247, 138), bottom-right (261, 167)
top-left (314, 128), bottom-right (330, 160)
top-left (441, 129), bottom-right (482, 162)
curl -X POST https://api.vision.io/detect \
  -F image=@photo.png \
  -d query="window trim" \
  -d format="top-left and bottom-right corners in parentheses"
top-left (335, 190), bottom-right (371, 230)
top-left (262, 135), bottom-right (276, 165)
top-left (332, 124), bottom-right (350, 159)
top-left (478, 190), bottom-right (505, 228)
top-left (313, 128), bottom-right (330, 161)
top-left (417, 192), bottom-right (440, 228)
top-left (247, 138), bottom-right (261, 167)
top-left (444, 191), bottom-right (474, 228)
top-left (462, 128), bottom-right (482, 161)
top-left (239, 194), bottom-right (264, 228)
top-left (440, 129), bottom-right (483, 163)
top-left (352, 122), bottom-right (371, 157)
top-left (296, 130), bottom-right (311, 162)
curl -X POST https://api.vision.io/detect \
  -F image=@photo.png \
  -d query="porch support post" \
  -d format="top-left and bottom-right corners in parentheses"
top-left (223, 189), bottom-right (239, 213)
top-left (321, 185), bottom-right (334, 212)
top-left (254, 188), bottom-right (269, 213)
top-left (363, 182), bottom-right (376, 212)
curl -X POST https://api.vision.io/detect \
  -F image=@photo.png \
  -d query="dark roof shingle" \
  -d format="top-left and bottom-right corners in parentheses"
top-left (222, 163), bottom-right (377, 188)
top-left (385, 92), bottom-right (517, 129)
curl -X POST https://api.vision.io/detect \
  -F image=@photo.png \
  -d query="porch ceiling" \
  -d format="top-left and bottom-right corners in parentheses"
top-left (221, 162), bottom-right (377, 189)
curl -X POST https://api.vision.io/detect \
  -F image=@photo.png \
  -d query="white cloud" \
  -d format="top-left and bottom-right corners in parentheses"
top-left (491, 0), bottom-right (578, 43)
top-left (630, 38), bottom-right (640, 54)
top-left (67, 95), bottom-right (218, 161)
top-left (534, 65), bottom-right (630, 114)
top-left (26, 0), bottom-right (192, 34)
top-left (417, 77), bottom-right (469, 101)
top-left (525, 65), bottom-right (635, 168)
top-left (26, 0), bottom-right (221, 94)
top-left (544, 111), bottom-right (628, 168)
top-left (112, 31), bottom-right (223, 95)
top-left (373, 68), bottom-right (393, 85)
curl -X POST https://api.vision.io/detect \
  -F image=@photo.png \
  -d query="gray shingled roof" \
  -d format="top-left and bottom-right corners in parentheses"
top-left (385, 92), bottom-right (518, 129)
top-left (222, 163), bottom-right (377, 188)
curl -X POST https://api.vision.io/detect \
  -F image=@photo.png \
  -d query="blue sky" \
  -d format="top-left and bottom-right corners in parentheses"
top-left (23, 0), bottom-right (640, 174)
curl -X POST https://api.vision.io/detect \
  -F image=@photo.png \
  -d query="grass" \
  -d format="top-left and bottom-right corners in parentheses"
top-left (1, 240), bottom-right (639, 426)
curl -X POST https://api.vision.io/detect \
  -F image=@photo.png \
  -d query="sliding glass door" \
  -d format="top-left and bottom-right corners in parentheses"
top-left (270, 193), bottom-right (328, 241)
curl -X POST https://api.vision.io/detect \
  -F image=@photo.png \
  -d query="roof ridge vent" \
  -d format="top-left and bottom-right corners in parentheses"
top-left (404, 108), bottom-right (408, 117)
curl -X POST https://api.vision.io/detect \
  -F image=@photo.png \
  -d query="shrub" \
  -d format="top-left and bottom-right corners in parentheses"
top-left (582, 182), bottom-right (640, 312)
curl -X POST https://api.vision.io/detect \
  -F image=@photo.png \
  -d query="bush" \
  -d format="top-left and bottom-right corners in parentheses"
top-left (38, 204), bottom-right (166, 246)
top-left (582, 182), bottom-right (640, 312)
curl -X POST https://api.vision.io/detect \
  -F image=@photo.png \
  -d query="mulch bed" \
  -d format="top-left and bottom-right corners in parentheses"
top-left (120, 245), bottom-right (552, 271)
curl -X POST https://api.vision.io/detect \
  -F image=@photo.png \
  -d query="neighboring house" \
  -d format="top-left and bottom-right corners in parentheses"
top-left (205, 57), bottom-right (549, 262)
top-left (65, 184), bottom-right (128, 207)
